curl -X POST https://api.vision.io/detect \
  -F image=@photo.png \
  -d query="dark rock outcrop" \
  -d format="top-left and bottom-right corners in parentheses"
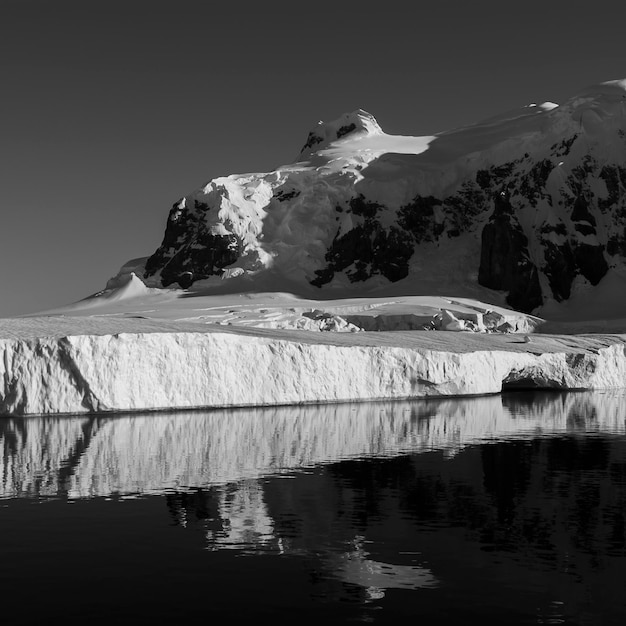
top-left (478, 191), bottom-right (543, 312)
top-left (311, 197), bottom-right (414, 286)
top-left (144, 200), bottom-right (241, 288)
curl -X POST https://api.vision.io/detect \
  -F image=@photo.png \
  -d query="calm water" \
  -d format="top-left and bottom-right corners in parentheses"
top-left (2, 391), bottom-right (626, 624)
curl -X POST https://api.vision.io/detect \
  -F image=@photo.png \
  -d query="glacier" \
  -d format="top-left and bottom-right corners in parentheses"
top-left (2, 316), bottom-right (626, 416)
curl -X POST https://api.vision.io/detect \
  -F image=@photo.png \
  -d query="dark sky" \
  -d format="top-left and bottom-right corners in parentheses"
top-left (1, 0), bottom-right (625, 316)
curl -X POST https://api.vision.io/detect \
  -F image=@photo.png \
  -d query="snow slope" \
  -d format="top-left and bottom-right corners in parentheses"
top-left (36, 272), bottom-right (542, 334)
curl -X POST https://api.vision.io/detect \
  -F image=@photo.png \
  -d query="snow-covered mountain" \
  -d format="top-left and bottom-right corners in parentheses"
top-left (112, 80), bottom-right (626, 314)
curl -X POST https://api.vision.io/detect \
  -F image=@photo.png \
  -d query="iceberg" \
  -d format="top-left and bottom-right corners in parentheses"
top-left (2, 316), bottom-right (626, 416)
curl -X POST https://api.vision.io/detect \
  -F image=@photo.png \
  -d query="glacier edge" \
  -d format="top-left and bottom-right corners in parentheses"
top-left (2, 323), bottom-right (626, 416)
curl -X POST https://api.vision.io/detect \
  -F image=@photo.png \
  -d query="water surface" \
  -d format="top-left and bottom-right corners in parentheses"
top-left (1, 391), bottom-right (626, 624)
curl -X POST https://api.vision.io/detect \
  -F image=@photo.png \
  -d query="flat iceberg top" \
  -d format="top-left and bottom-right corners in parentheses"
top-left (1, 316), bottom-right (624, 355)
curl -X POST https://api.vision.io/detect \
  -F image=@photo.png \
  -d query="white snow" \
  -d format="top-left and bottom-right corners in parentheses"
top-left (34, 271), bottom-right (542, 333)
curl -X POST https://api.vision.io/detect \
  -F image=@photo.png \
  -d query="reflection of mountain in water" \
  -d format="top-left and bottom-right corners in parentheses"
top-left (2, 391), bottom-right (626, 500)
top-left (168, 479), bottom-right (279, 553)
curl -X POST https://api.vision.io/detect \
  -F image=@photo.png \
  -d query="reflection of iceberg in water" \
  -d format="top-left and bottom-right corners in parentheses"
top-left (3, 392), bottom-right (626, 607)
top-left (2, 390), bottom-right (626, 500)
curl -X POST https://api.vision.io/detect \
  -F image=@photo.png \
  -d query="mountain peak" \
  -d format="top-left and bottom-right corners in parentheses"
top-left (574, 78), bottom-right (626, 98)
top-left (553, 77), bottom-right (626, 136)
top-left (298, 109), bottom-right (382, 158)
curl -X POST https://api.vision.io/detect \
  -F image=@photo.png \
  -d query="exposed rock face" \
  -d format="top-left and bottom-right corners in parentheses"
top-left (310, 195), bottom-right (414, 286)
top-left (478, 191), bottom-right (542, 312)
top-left (132, 80), bottom-right (626, 313)
top-left (144, 198), bottom-right (242, 288)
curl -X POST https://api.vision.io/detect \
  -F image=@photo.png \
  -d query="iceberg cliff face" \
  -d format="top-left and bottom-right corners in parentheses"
top-left (2, 318), bottom-right (626, 416)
